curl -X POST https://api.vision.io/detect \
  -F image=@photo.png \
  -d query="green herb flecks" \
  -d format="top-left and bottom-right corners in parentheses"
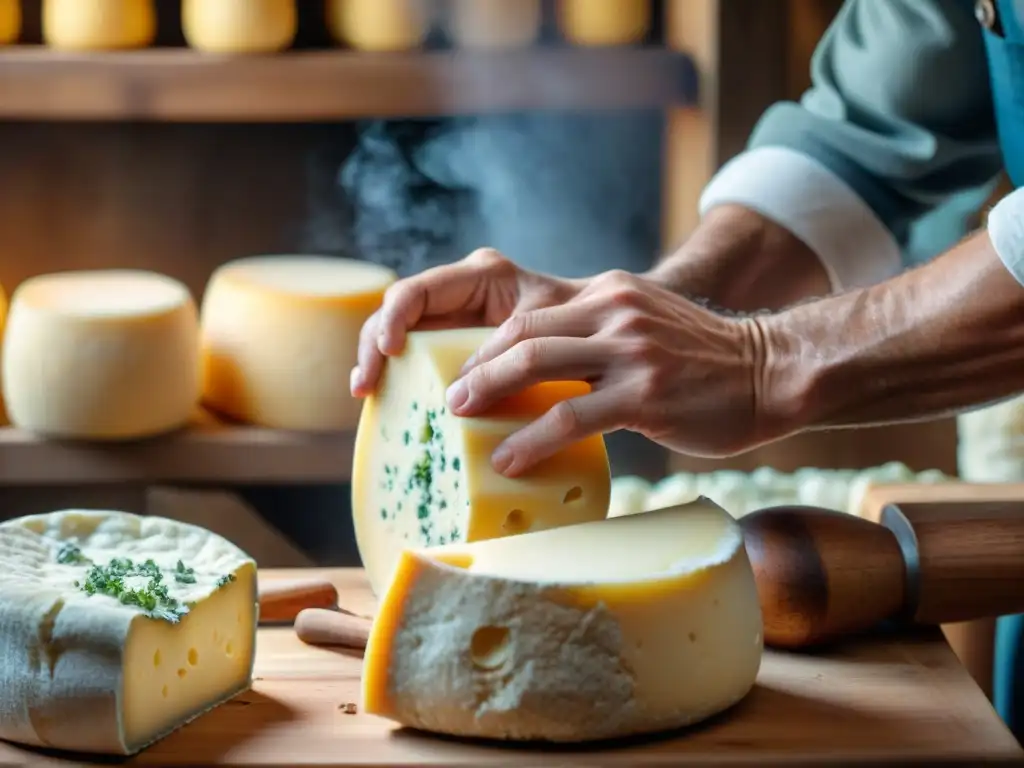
top-left (56, 543), bottom-right (91, 566)
top-left (216, 573), bottom-right (237, 588)
top-left (174, 560), bottom-right (197, 584)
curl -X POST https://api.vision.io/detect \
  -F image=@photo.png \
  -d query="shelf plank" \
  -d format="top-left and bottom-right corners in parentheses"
top-left (0, 46), bottom-right (698, 121)
top-left (0, 422), bottom-right (355, 485)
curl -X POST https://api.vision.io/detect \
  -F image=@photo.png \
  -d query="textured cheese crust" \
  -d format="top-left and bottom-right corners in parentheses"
top-left (200, 255), bottom-right (396, 431)
top-left (352, 327), bottom-right (611, 597)
top-left (0, 510), bottom-right (257, 756)
top-left (326, 0), bottom-right (431, 51)
top-left (556, 0), bottom-right (652, 46)
top-left (182, 0), bottom-right (297, 53)
top-left (0, 0), bottom-right (20, 44)
top-left (1, 270), bottom-right (200, 440)
top-left (42, 0), bottom-right (155, 50)
top-left (363, 498), bottom-right (763, 742)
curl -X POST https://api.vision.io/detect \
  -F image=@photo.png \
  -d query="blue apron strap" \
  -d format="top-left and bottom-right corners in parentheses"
top-left (994, 613), bottom-right (1024, 741)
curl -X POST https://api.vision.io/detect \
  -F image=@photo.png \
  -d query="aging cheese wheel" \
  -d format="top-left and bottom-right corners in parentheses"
top-left (557, 0), bottom-right (651, 47)
top-left (0, 280), bottom-right (7, 425)
top-left (0, 509), bottom-right (257, 755)
top-left (182, 0), bottom-right (297, 54)
top-left (0, 0), bottom-right (20, 44)
top-left (445, 0), bottom-right (541, 49)
top-left (42, 0), bottom-right (156, 50)
top-left (326, 0), bottom-right (431, 52)
top-left (363, 498), bottom-right (763, 741)
top-left (352, 326), bottom-right (611, 597)
top-left (2, 270), bottom-right (200, 440)
top-left (199, 255), bottom-right (396, 431)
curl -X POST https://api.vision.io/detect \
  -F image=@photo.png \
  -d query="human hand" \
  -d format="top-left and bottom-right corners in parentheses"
top-left (350, 248), bottom-right (581, 397)
top-left (445, 269), bottom-right (773, 476)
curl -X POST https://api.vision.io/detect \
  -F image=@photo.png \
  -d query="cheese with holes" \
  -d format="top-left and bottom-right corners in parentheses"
top-left (363, 498), bottom-right (762, 741)
top-left (0, 0), bottom-right (20, 44)
top-left (0, 510), bottom-right (257, 755)
top-left (42, 0), bottom-right (155, 50)
top-left (326, 0), bottom-right (431, 51)
top-left (200, 255), bottom-right (396, 431)
top-left (182, 0), bottom-right (297, 53)
top-left (2, 270), bottom-right (200, 440)
top-left (352, 327), bottom-right (611, 597)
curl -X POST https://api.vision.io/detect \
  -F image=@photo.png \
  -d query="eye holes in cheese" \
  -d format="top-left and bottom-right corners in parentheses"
top-left (502, 509), bottom-right (530, 533)
top-left (563, 486), bottom-right (583, 504)
top-left (470, 625), bottom-right (512, 671)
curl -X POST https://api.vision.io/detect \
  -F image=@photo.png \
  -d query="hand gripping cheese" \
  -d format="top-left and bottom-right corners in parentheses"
top-left (200, 256), bottom-right (397, 431)
top-left (42, 0), bottom-right (156, 50)
top-left (362, 498), bottom-right (763, 741)
top-left (2, 270), bottom-right (200, 440)
top-left (182, 0), bottom-right (297, 54)
top-left (0, 510), bottom-right (257, 755)
top-left (352, 327), bottom-right (611, 597)
top-left (0, 0), bottom-right (20, 44)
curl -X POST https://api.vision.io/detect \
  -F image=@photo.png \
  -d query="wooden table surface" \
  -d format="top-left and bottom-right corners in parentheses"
top-left (2, 568), bottom-right (1022, 766)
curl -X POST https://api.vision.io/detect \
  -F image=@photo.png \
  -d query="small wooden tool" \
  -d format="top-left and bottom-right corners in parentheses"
top-left (258, 578), bottom-right (339, 624)
top-left (295, 608), bottom-right (372, 649)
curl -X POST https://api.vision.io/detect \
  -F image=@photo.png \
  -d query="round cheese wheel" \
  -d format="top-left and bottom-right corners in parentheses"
top-left (42, 0), bottom-right (156, 50)
top-left (0, 0), bottom-right (21, 45)
top-left (2, 270), bottom-right (200, 440)
top-left (0, 280), bottom-right (7, 426)
top-left (556, 0), bottom-right (650, 47)
top-left (182, 0), bottom-right (297, 54)
top-left (326, 0), bottom-right (432, 52)
top-left (199, 256), bottom-right (397, 431)
top-left (445, 0), bottom-right (541, 49)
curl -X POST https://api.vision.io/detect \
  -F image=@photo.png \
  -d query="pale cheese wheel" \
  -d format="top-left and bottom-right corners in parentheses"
top-left (199, 255), bottom-right (396, 432)
top-left (182, 0), bottom-right (297, 54)
top-left (445, 0), bottom-right (541, 49)
top-left (557, 0), bottom-right (651, 47)
top-left (352, 327), bottom-right (611, 597)
top-left (0, 509), bottom-right (257, 755)
top-left (0, 0), bottom-right (21, 44)
top-left (363, 498), bottom-right (763, 741)
top-left (42, 0), bottom-right (156, 50)
top-left (2, 270), bottom-right (200, 440)
top-left (326, 0), bottom-right (432, 52)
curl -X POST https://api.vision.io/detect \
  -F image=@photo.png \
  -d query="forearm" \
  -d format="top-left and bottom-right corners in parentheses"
top-left (759, 230), bottom-right (1024, 435)
top-left (645, 205), bottom-right (832, 313)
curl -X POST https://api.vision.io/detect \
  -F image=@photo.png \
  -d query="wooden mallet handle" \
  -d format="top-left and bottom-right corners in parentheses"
top-left (295, 608), bottom-right (372, 650)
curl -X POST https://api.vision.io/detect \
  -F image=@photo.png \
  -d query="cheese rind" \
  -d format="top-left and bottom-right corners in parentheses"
top-left (2, 270), bottom-right (201, 440)
top-left (42, 0), bottom-right (155, 50)
top-left (326, 0), bottom-right (431, 51)
top-left (200, 255), bottom-right (396, 431)
top-left (0, 510), bottom-right (258, 755)
top-left (182, 0), bottom-right (297, 53)
top-left (352, 327), bottom-right (611, 597)
top-left (362, 498), bottom-right (763, 741)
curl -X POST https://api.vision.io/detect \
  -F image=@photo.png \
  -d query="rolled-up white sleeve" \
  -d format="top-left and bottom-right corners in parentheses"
top-left (987, 188), bottom-right (1024, 287)
top-left (699, 146), bottom-right (903, 292)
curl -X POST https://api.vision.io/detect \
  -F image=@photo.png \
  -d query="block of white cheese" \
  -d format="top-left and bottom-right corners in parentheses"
top-left (200, 255), bottom-right (396, 431)
top-left (182, 0), bottom-right (297, 54)
top-left (2, 270), bottom-right (201, 440)
top-left (352, 327), bottom-right (611, 597)
top-left (42, 0), bottom-right (156, 50)
top-left (0, 510), bottom-right (257, 755)
top-left (957, 395), bottom-right (1024, 481)
top-left (0, 0), bottom-right (20, 44)
top-left (362, 497), bottom-right (763, 741)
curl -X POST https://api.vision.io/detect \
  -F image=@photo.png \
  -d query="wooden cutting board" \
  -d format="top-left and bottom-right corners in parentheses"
top-left (0, 568), bottom-right (1017, 767)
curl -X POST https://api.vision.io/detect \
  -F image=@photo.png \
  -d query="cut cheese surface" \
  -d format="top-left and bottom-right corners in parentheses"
top-left (182, 0), bottom-right (297, 53)
top-left (42, 0), bottom-right (155, 50)
top-left (0, 510), bottom-right (257, 755)
top-left (200, 255), bottom-right (397, 431)
top-left (362, 498), bottom-right (763, 742)
top-left (352, 327), bottom-right (611, 597)
top-left (326, 0), bottom-right (431, 51)
top-left (0, 0), bottom-right (20, 44)
top-left (1, 270), bottom-right (200, 440)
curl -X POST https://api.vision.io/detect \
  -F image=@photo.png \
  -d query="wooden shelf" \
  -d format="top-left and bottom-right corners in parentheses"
top-left (0, 421), bottom-right (355, 486)
top-left (0, 46), bottom-right (698, 121)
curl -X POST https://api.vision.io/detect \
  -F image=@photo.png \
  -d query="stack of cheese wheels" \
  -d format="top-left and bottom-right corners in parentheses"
top-left (0, 509), bottom-right (258, 755)
top-left (0, 0), bottom-right (20, 44)
top-left (352, 326), bottom-right (612, 596)
top-left (326, 0), bottom-right (432, 52)
top-left (557, 0), bottom-right (651, 46)
top-left (199, 255), bottom-right (396, 432)
top-left (362, 498), bottom-right (763, 741)
top-left (182, 0), bottom-right (297, 54)
top-left (2, 270), bottom-right (201, 440)
top-left (42, 0), bottom-right (156, 50)
top-left (444, 0), bottom-right (541, 49)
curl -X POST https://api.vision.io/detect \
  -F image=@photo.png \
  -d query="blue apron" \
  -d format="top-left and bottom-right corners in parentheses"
top-left (976, 0), bottom-right (1024, 741)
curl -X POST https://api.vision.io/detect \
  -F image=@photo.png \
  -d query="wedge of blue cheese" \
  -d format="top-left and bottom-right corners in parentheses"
top-left (0, 510), bottom-right (258, 755)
